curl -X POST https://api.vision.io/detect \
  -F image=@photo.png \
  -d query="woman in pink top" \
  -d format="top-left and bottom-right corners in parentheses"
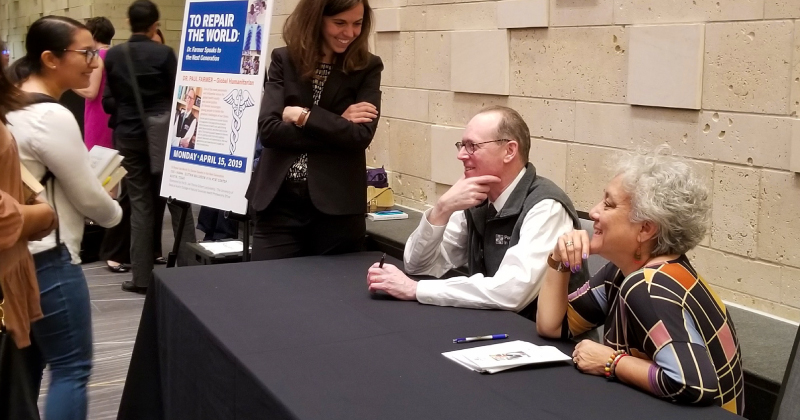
top-left (75, 17), bottom-right (114, 150)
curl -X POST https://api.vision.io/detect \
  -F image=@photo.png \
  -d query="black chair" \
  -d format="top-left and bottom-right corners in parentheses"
top-left (772, 324), bottom-right (800, 420)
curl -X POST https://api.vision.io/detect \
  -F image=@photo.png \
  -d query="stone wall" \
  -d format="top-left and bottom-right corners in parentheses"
top-left (1, 0), bottom-right (799, 320)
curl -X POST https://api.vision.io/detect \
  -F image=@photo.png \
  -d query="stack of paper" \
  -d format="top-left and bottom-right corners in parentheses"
top-left (88, 146), bottom-right (127, 192)
top-left (198, 241), bottom-right (251, 255)
top-left (442, 340), bottom-right (571, 374)
top-left (367, 210), bottom-right (409, 221)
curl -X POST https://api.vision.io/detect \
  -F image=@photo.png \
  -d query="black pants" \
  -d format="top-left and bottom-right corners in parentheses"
top-left (252, 180), bottom-right (365, 261)
top-left (116, 135), bottom-right (197, 287)
top-left (99, 178), bottom-right (166, 263)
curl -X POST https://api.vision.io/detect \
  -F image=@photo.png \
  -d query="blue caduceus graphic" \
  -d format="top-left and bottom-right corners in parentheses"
top-left (223, 89), bottom-right (256, 154)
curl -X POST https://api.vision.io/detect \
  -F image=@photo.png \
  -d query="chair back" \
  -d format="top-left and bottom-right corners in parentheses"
top-left (773, 325), bottom-right (800, 420)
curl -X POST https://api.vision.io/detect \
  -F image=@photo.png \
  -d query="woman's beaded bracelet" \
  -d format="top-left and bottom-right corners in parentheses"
top-left (604, 350), bottom-right (627, 379)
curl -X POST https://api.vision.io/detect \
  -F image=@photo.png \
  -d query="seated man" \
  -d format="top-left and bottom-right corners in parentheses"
top-left (367, 106), bottom-right (586, 319)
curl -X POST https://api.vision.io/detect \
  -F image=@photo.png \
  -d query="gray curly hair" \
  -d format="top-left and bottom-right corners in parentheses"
top-left (614, 145), bottom-right (711, 256)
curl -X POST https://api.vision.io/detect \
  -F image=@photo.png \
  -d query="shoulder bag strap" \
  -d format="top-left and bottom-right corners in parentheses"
top-left (122, 43), bottom-right (148, 129)
top-left (39, 170), bottom-right (60, 245)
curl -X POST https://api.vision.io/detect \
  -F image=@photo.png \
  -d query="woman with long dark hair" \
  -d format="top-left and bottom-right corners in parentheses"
top-left (0, 42), bottom-right (58, 420)
top-left (7, 15), bottom-right (123, 420)
top-left (246, 0), bottom-right (383, 260)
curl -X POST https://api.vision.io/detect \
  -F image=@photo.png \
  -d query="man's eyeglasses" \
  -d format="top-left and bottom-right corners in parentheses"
top-left (1, 50), bottom-right (9, 56)
top-left (454, 139), bottom-right (511, 155)
top-left (63, 49), bottom-right (100, 63)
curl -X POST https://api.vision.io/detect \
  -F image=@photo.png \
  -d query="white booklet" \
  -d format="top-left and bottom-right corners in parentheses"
top-left (442, 340), bottom-right (571, 374)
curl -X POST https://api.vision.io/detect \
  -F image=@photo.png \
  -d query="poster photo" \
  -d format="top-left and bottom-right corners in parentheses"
top-left (160, 0), bottom-right (273, 214)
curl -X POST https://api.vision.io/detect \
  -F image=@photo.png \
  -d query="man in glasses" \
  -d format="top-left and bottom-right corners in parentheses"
top-left (367, 106), bottom-right (586, 318)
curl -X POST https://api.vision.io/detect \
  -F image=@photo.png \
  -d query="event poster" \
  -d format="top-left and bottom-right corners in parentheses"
top-left (160, 0), bottom-right (272, 214)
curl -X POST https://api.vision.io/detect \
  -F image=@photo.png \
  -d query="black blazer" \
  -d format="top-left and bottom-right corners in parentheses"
top-left (246, 47), bottom-right (383, 215)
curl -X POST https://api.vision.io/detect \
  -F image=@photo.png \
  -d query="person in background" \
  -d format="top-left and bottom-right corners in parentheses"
top-left (536, 146), bottom-right (744, 415)
top-left (7, 15), bottom-right (123, 420)
top-left (246, 0), bottom-right (383, 260)
top-left (103, 0), bottom-right (196, 293)
top-left (0, 49), bottom-right (58, 420)
top-left (74, 17), bottom-right (131, 273)
top-left (367, 107), bottom-right (585, 318)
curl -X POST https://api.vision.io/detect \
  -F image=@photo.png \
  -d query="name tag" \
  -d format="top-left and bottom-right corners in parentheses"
top-left (495, 234), bottom-right (511, 245)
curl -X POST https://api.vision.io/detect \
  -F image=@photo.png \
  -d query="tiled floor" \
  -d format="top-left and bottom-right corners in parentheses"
top-left (36, 209), bottom-right (205, 419)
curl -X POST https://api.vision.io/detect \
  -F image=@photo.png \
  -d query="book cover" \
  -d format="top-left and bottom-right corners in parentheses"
top-left (20, 163), bottom-right (44, 204)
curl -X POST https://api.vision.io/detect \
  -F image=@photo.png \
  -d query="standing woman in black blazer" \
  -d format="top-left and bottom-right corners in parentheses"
top-left (246, 0), bottom-right (383, 260)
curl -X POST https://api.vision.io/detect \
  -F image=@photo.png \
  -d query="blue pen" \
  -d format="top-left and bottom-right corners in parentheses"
top-left (453, 334), bottom-right (509, 344)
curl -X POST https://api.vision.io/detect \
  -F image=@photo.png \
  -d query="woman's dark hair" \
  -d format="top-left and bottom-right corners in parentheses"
top-left (128, 0), bottom-right (160, 34)
top-left (283, 0), bottom-right (373, 79)
top-left (0, 64), bottom-right (24, 124)
top-left (86, 16), bottom-right (115, 44)
top-left (7, 15), bottom-right (87, 85)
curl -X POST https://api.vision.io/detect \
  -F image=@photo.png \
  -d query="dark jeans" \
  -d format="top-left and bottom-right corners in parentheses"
top-left (117, 136), bottom-right (197, 287)
top-left (252, 180), bottom-right (365, 261)
top-left (31, 245), bottom-right (92, 420)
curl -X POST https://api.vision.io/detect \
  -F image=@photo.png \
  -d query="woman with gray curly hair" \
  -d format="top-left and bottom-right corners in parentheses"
top-left (536, 146), bottom-right (744, 415)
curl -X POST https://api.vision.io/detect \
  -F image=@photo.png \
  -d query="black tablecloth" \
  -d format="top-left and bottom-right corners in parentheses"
top-left (117, 252), bottom-right (739, 420)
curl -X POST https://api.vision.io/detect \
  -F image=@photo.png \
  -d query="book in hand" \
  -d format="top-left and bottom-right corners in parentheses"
top-left (367, 210), bottom-right (409, 221)
top-left (20, 163), bottom-right (44, 204)
top-left (88, 145), bottom-right (125, 192)
top-left (442, 340), bottom-right (571, 374)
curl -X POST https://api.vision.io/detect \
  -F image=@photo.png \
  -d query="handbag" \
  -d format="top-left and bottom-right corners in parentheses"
top-left (0, 290), bottom-right (42, 420)
top-left (122, 43), bottom-right (170, 174)
top-left (366, 166), bottom-right (389, 188)
top-left (367, 186), bottom-right (394, 212)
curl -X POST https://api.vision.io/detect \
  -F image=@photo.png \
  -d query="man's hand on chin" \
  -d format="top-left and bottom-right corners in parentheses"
top-left (366, 263), bottom-right (418, 300)
top-left (427, 174), bottom-right (501, 225)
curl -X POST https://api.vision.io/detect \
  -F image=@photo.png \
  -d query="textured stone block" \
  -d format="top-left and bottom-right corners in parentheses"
top-left (270, 15), bottom-right (287, 35)
top-left (758, 169), bottom-right (800, 268)
top-left (374, 32), bottom-right (395, 86)
top-left (267, 33), bottom-right (286, 51)
top-left (366, 118), bottom-right (392, 168)
top-left (374, 8), bottom-right (400, 32)
top-left (529, 138), bottom-right (567, 190)
top-left (68, 5), bottom-right (91, 20)
top-left (430, 125), bottom-right (465, 185)
top-left (381, 87), bottom-right (429, 122)
top-left (393, 32), bottom-right (416, 87)
top-left (766, 0), bottom-right (800, 18)
top-left (273, 0), bottom-right (300, 16)
top-left (549, 0), bottom-right (613, 27)
top-left (627, 24), bottom-right (704, 110)
top-left (388, 119), bottom-right (432, 179)
top-left (372, 0), bottom-right (407, 8)
top-left (566, 144), bottom-right (618, 212)
top-left (424, 3), bottom-right (498, 31)
top-left (451, 30), bottom-right (509, 95)
top-left (390, 171), bottom-right (437, 207)
top-left (792, 120), bottom-right (800, 173)
top-left (508, 97), bottom-right (575, 141)
top-left (497, 0), bottom-right (548, 29)
top-left (428, 91), bottom-right (509, 127)
top-left (615, 0), bottom-right (764, 24)
top-left (43, 0), bottom-right (68, 13)
top-left (711, 164), bottom-right (759, 258)
top-left (698, 111), bottom-right (792, 170)
top-left (703, 21), bottom-right (793, 115)
top-left (164, 19), bottom-right (183, 31)
top-left (414, 31), bottom-right (450, 90)
top-left (708, 286), bottom-right (800, 322)
top-left (782, 266), bottom-right (800, 307)
top-left (792, 20), bottom-right (800, 117)
top-left (574, 102), bottom-right (702, 158)
top-left (397, 6), bottom-right (426, 31)
top-left (689, 246), bottom-right (781, 302)
top-left (510, 27), bottom-right (628, 102)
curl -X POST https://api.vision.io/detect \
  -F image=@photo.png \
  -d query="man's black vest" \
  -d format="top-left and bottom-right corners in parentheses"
top-left (176, 111), bottom-right (196, 138)
top-left (464, 163), bottom-right (588, 319)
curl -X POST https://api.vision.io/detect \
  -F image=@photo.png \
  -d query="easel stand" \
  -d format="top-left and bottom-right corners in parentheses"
top-left (166, 197), bottom-right (192, 268)
top-left (223, 207), bottom-right (252, 262)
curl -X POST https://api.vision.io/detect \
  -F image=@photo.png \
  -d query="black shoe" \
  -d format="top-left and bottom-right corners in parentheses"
top-left (121, 281), bottom-right (147, 294)
top-left (154, 256), bottom-right (168, 265)
top-left (106, 262), bottom-right (130, 273)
